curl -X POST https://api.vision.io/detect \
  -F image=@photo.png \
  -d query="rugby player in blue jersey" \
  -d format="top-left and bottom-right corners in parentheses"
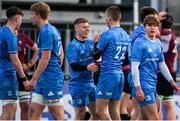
top-left (28, 2), bottom-right (64, 120)
top-left (131, 6), bottom-right (158, 44)
top-left (0, 6), bottom-right (29, 120)
top-left (93, 6), bottom-right (131, 120)
top-left (129, 6), bottom-right (159, 120)
top-left (66, 18), bottom-right (98, 120)
top-left (131, 15), bottom-right (179, 120)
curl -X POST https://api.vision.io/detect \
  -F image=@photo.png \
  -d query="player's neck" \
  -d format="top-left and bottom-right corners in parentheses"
top-left (145, 34), bottom-right (156, 42)
top-left (110, 21), bottom-right (120, 28)
top-left (39, 19), bottom-right (48, 28)
top-left (75, 35), bottom-right (86, 42)
top-left (6, 21), bottom-right (16, 32)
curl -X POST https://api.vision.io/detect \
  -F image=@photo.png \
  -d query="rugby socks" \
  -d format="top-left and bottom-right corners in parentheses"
top-left (83, 111), bottom-right (91, 120)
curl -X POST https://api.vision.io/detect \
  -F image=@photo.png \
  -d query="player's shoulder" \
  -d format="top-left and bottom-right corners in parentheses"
top-left (67, 38), bottom-right (78, 48)
top-left (0, 25), bottom-right (11, 34)
top-left (155, 38), bottom-right (162, 46)
top-left (133, 36), bottom-right (147, 48)
top-left (40, 23), bottom-right (54, 33)
top-left (85, 38), bottom-right (94, 44)
top-left (121, 28), bottom-right (131, 41)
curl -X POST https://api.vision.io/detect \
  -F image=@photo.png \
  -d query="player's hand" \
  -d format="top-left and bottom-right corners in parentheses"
top-left (87, 63), bottom-right (99, 72)
top-left (93, 34), bottom-right (100, 42)
top-left (158, 11), bottom-right (167, 21)
top-left (28, 78), bottom-right (37, 91)
top-left (135, 86), bottom-right (145, 102)
top-left (169, 80), bottom-right (180, 92)
top-left (23, 80), bottom-right (30, 91)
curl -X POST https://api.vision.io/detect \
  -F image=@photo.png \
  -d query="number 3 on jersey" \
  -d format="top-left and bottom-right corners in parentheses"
top-left (114, 46), bottom-right (127, 60)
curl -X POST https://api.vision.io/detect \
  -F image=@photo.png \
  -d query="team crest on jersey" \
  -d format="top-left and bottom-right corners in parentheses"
top-left (76, 99), bottom-right (82, 104)
top-left (145, 95), bottom-right (152, 101)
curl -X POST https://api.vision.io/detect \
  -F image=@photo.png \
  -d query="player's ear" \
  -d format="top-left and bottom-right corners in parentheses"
top-left (107, 16), bottom-right (112, 22)
top-left (13, 16), bottom-right (18, 23)
top-left (74, 25), bottom-right (78, 31)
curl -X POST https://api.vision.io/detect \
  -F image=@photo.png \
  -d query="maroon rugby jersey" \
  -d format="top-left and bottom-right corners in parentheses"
top-left (18, 32), bottom-right (35, 63)
top-left (160, 29), bottom-right (177, 73)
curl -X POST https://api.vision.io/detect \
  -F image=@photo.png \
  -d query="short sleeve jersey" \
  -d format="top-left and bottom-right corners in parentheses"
top-left (37, 23), bottom-right (63, 80)
top-left (97, 27), bottom-right (131, 74)
top-left (0, 25), bottom-right (18, 78)
top-left (131, 36), bottom-right (164, 91)
top-left (66, 38), bottom-right (94, 83)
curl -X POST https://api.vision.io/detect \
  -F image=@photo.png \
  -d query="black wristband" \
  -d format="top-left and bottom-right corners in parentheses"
top-left (20, 77), bottom-right (28, 82)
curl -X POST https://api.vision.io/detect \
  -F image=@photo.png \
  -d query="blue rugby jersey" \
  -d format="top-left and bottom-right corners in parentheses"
top-left (97, 27), bottom-right (131, 74)
top-left (0, 25), bottom-right (18, 78)
top-left (66, 38), bottom-right (94, 83)
top-left (37, 23), bottom-right (64, 80)
top-left (131, 36), bottom-right (164, 91)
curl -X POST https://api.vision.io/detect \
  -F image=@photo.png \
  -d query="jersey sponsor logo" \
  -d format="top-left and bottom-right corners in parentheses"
top-left (77, 99), bottom-right (82, 104)
top-left (57, 91), bottom-right (63, 95)
top-left (106, 92), bottom-right (112, 96)
top-left (148, 48), bottom-right (153, 52)
top-left (146, 58), bottom-right (159, 61)
top-left (97, 91), bottom-right (103, 95)
top-left (145, 95), bottom-right (152, 101)
top-left (7, 91), bottom-right (12, 96)
top-left (48, 91), bottom-right (54, 96)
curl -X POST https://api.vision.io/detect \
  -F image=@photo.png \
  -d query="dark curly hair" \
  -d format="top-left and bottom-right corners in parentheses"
top-left (161, 14), bottom-right (174, 29)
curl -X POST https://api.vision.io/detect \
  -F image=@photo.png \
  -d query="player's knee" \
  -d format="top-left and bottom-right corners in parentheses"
top-left (49, 107), bottom-right (64, 120)
top-left (2, 102), bottom-right (17, 112)
top-left (1, 103), bottom-right (17, 120)
top-left (75, 109), bottom-right (86, 120)
top-left (163, 101), bottom-right (174, 109)
top-left (79, 111), bottom-right (85, 119)
top-left (95, 110), bottom-right (104, 119)
top-left (49, 109), bottom-right (64, 120)
top-left (30, 107), bottom-right (39, 117)
top-left (30, 108), bottom-right (42, 120)
top-left (47, 99), bottom-right (64, 120)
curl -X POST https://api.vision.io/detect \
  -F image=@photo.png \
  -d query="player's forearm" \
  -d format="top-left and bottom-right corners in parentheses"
top-left (28, 53), bottom-right (38, 67)
top-left (10, 54), bottom-right (26, 78)
top-left (158, 61), bottom-right (173, 82)
top-left (28, 44), bottom-right (38, 67)
top-left (93, 42), bottom-right (102, 60)
top-left (131, 61), bottom-right (141, 87)
top-left (32, 56), bottom-right (49, 80)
